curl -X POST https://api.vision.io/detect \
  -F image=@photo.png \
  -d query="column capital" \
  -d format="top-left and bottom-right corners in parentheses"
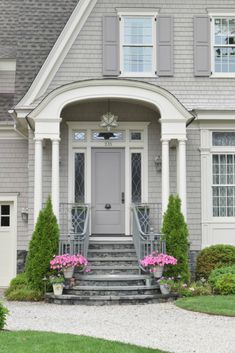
top-left (178, 138), bottom-right (187, 143)
top-left (51, 137), bottom-right (61, 143)
top-left (34, 137), bottom-right (44, 142)
top-left (161, 138), bottom-right (171, 143)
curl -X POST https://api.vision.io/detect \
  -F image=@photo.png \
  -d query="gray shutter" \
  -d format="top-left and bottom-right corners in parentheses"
top-left (157, 16), bottom-right (174, 76)
top-left (194, 16), bottom-right (211, 76)
top-left (103, 16), bottom-right (119, 76)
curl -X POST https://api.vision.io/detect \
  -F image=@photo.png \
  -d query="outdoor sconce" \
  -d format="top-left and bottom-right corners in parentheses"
top-left (154, 155), bottom-right (162, 172)
top-left (21, 208), bottom-right (29, 222)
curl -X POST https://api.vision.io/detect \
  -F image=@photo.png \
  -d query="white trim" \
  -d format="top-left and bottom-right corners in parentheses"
top-left (15, 0), bottom-right (98, 107)
top-left (117, 9), bottom-right (159, 17)
top-left (210, 15), bottom-right (235, 77)
top-left (119, 13), bottom-right (157, 77)
top-left (0, 59), bottom-right (16, 71)
top-left (28, 80), bottom-right (192, 122)
top-left (67, 121), bottom-right (149, 235)
top-left (0, 127), bottom-right (27, 140)
top-left (200, 123), bottom-right (235, 247)
top-left (0, 195), bottom-right (17, 287)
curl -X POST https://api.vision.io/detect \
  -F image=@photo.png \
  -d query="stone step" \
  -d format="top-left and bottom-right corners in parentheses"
top-left (65, 287), bottom-right (159, 296)
top-left (71, 284), bottom-right (159, 291)
top-left (89, 241), bottom-right (135, 250)
top-left (88, 249), bottom-right (137, 258)
top-left (76, 274), bottom-right (150, 286)
top-left (88, 257), bottom-right (137, 261)
top-left (84, 266), bottom-right (140, 275)
top-left (45, 292), bottom-right (178, 305)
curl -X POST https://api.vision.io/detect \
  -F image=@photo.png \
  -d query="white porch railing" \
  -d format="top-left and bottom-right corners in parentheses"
top-left (132, 203), bottom-right (166, 272)
top-left (59, 203), bottom-right (90, 258)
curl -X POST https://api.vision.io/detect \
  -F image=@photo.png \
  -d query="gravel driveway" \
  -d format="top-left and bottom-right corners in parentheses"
top-left (3, 300), bottom-right (235, 353)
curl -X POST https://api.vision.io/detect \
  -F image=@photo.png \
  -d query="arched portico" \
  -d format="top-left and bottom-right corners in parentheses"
top-left (28, 79), bottom-right (192, 224)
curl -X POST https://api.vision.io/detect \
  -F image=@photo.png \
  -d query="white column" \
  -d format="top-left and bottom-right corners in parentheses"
top-left (34, 138), bottom-right (43, 224)
top-left (51, 138), bottom-right (60, 221)
top-left (178, 139), bottom-right (187, 219)
top-left (161, 139), bottom-right (170, 214)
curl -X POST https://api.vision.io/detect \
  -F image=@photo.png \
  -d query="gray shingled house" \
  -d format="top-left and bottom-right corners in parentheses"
top-left (1, 0), bottom-right (235, 302)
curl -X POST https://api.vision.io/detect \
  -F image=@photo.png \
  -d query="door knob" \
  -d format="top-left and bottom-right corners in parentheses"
top-left (105, 203), bottom-right (111, 209)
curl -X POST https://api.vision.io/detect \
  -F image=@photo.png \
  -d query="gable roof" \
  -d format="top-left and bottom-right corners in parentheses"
top-left (15, 0), bottom-right (97, 109)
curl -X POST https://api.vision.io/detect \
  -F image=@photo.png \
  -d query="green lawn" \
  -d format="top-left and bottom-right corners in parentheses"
top-left (175, 295), bottom-right (235, 317)
top-left (0, 331), bottom-right (170, 353)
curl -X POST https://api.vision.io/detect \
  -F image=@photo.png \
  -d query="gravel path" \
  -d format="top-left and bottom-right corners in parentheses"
top-left (3, 300), bottom-right (235, 353)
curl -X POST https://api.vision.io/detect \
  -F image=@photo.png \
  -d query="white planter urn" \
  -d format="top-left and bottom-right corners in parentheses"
top-left (63, 266), bottom-right (74, 279)
top-left (52, 283), bottom-right (63, 296)
top-left (160, 284), bottom-right (171, 295)
top-left (153, 265), bottom-right (164, 278)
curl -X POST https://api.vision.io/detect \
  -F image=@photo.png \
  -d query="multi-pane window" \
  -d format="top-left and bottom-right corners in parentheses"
top-left (0, 205), bottom-right (10, 227)
top-left (121, 16), bottom-right (155, 75)
top-left (213, 17), bottom-right (235, 73)
top-left (212, 154), bottom-right (235, 217)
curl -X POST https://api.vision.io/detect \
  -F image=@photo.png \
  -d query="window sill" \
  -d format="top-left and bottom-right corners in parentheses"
top-left (210, 73), bottom-right (235, 78)
top-left (119, 73), bottom-right (157, 78)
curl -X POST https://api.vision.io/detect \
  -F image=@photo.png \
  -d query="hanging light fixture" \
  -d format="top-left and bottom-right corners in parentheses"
top-left (100, 99), bottom-right (119, 132)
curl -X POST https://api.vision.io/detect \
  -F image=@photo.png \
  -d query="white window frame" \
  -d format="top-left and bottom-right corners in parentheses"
top-left (118, 11), bottom-right (158, 78)
top-left (211, 130), bottom-right (235, 220)
top-left (210, 13), bottom-right (235, 78)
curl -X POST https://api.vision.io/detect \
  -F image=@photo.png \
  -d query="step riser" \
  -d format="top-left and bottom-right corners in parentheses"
top-left (88, 253), bottom-right (137, 258)
top-left (65, 289), bottom-right (159, 296)
top-left (88, 261), bottom-right (138, 266)
top-left (89, 244), bottom-right (135, 250)
top-left (75, 280), bottom-right (148, 286)
top-left (84, 269), bottom-right (140, 275)
top-left (45, 297), bottom-right (176, 306)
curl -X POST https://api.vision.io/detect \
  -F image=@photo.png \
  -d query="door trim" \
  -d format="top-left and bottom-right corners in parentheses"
top-left (0, 195), bottom-right (17, 287)
top-left (68, 121), bottom-right (149, 235)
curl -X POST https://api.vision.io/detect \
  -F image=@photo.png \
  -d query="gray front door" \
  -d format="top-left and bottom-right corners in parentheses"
top-left (92, 148), bottom-right (125, 234)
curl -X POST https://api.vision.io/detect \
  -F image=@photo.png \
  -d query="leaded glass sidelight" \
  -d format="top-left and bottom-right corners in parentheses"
top-left (74, 153), bottom-right (85, 203)
top-left (132, 153), bottom-right (142, 203)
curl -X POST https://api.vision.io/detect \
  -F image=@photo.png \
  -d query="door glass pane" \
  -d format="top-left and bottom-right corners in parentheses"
top-left (75, 153), bottom-right (85, 203)
top-left (0, 205), bottom-right (10, 227)
top-left (213, 132), bottom-right (235, 146)
top-left (1, 217), bottom-right (10, 227)
top-left (132, 153), bottom-right (141, 203)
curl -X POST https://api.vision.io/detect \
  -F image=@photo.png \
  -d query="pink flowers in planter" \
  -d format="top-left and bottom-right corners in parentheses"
top-left (50, 254), bottom-right (90, 272)
top-left (140, 252), bottom-right (177, 273)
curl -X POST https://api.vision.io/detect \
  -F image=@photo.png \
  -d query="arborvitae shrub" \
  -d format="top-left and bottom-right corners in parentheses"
top-left (25, 196), bottom-right (59, 291)
top-left (161, 195), bottom-right (190, 282)
top-left (196, 245), bottom-right (235, 280)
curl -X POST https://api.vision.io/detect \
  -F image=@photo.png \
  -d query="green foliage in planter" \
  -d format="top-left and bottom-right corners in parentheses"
top-left (196, 245), bottom-right (235, 280)
top-left (5, 272), bottom-right (43, 301)
top-left (213, 273), bottom-right (235, 295)
top-left (161, 195), bottom-right (190, 282)
top-left (0, 302), bottom-right (8, 330)
top-left (208, 265), bottom-right (235, 288)
top-left (25, 196), bottom-right (60, 291)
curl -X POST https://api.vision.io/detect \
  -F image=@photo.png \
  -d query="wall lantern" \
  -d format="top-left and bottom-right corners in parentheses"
top-left (21, 208), bottom-right (29, 222)
top-left (154, 155), bottom-right (162, 172)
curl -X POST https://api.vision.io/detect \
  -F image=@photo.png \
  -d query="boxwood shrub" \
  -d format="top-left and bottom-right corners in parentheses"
top-left (0, 302), bottom-right (8, 330)
top-left (213, 273), bottom-right (235, 295)
top-left (196, 245), bottom-right (235, 280)
top-left (208, 265), bottom-right (235, 287)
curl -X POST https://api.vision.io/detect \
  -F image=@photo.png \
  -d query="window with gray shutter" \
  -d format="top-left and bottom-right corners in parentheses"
top-left (157, 16), bottom-right (174, 76)
top-left (103, 16), bottom-right (119, 76)
top-left (194, 16), bottom-right (211, 76)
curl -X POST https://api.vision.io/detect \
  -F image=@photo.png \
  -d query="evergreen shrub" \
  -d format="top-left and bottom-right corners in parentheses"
top-left (25, 196), bottom-right (59, 291)
top-left (161, 195), bottom-right (190, 282)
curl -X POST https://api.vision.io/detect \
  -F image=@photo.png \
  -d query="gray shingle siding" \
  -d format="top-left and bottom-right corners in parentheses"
top-left (47, 0), bottom-right (235, 110)
top-left (0, 139), bottom-right (28, 250)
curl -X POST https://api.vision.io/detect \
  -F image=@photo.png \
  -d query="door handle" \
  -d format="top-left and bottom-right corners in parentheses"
top-left (105, 203), bottom-right (111, 209)
top-left (121, 192), bottom-right (125, 204)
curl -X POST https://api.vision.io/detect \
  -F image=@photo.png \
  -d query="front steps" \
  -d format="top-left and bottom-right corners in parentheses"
top-left (45, 238), bottom-right (177, 305)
